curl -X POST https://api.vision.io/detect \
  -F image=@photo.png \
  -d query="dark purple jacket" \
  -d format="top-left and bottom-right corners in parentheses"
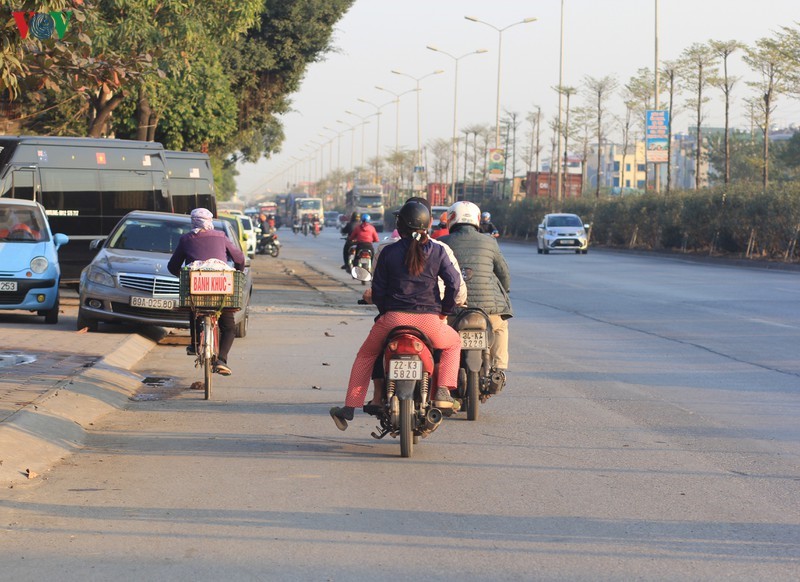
top-left (372, 237), bottom-right (460, 316)
top-left (168, 229), bottom-right (245, 276)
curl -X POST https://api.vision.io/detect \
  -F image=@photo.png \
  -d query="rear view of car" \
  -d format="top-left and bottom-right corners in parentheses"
top-left (0, 199), bottom-right (69, 323)
top-left (537, 213), bottom-right (590, 254)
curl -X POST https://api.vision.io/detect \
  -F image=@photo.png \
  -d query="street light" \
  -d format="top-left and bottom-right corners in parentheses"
top-left (390, 69), bottom-right (444, 166)
top-left (465, 15), bottom-right (537, 150)
top-left (374, 85), bottom-right (419, 156)
top-left (357, 96), bottom-right (393, 185)
top-left (336, 119), bottom-right (357, 175)
top-left (427, 45), bottom-right (488, 204)
top-left (345, 109), bottom-right (372, 170)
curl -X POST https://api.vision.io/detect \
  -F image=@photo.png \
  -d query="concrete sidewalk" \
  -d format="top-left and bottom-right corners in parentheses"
top-left (0, 324), bottom-right (156, 485)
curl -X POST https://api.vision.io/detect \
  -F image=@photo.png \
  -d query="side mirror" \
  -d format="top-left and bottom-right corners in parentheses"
top-left (584, 224), bottom-right (591, 230)
top-left (89, 238), bottom-right (105, 250)
top-left (351, 266), bottom-right (372, 282)
top-left (538, 224), bottom-right (544, 229)
top-left (53, 233), bottom-right (69, 248)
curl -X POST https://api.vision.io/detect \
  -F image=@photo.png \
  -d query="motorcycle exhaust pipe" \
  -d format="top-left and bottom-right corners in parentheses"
top-left (423, 407), bottom-right (443, 433)
top-left (488, 370), bottom-right (506, 394)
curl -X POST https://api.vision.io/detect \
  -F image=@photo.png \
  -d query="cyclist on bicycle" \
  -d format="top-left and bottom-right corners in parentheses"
top-left (168, 208), bottom-right (245, 376)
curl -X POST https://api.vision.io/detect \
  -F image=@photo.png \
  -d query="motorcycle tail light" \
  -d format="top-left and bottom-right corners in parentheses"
top-left (388, 341), bottom-right (398, 352)
top-left (413, 340), bottom-right (423, 352)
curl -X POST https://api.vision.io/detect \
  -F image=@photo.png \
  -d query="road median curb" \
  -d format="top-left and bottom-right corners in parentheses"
top-left (0, 333), bottom-right (156, 486)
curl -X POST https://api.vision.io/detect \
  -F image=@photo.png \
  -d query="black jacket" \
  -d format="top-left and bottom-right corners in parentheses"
top-left (439, 225), bottom-right (512, 318)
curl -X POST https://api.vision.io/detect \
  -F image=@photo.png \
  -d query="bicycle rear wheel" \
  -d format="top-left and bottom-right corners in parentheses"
top-left (202, 315), bottom-right (213, 400)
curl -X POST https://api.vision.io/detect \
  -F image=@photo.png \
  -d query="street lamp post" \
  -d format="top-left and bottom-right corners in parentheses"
top-left (465, 15), bottom-right (537, 150)
top-left (375, 85), bottom-right (419, 206)
top-left (427, 45), bottom-right (488, 205)
top-left (357, 97), bottom-right (393, 186)
top-left (345, 110), bottom-right (371, 171)
top-left (390, 68), bottom-right (444, 166)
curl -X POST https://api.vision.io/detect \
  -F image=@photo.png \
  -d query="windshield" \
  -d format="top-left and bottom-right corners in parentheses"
top-left (298, 199), bottom-right (321, 210)
top-left (0, 203), bottom-right (50, 242)
top-left (548, 215), bottom-right (583, 228)
top-left (107, 219), bottom-right (192, 253)
top-left (356, 195), bottom-right (383, 207)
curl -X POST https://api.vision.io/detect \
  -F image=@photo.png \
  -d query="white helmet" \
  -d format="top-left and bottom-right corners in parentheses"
top-left (447, 201), bottom-right (481, 230)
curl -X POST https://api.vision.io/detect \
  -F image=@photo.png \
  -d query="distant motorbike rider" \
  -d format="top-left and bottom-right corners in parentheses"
top-left (344, 213), bottom-right (378, 269)
top-left (340, 212), bottom-right (360, 268)
top-left (479, 211), bottom-right (500, 238)
top-left (168, 208), bottom-right (245, 376)
top-left (330, 199), bottom-right (462, 430)
top-left (440, 201), bottom-right (512, 383)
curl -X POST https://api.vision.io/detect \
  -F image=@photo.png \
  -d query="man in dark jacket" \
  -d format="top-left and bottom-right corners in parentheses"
top-left (439, 201), bottom-right (512, 382)
top-left (168, 208), bottom-right (245, 376)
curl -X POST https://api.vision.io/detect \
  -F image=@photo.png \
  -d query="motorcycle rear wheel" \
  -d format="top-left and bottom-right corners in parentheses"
top-left (466, 370), bottom-right (480, 421)
top-left (400, 399), bottom-right (414, 458)
top-left (269, 245), bottom-right (279, 257)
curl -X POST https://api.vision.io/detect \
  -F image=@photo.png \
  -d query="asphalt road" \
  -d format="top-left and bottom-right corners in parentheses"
top-left (1, 228), bottom-right (798, 580)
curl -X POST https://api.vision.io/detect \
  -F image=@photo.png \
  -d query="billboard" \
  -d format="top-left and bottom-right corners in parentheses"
top-left (488, 148), bottom-right (505, 182)
top-left (646, 110), bottom-right (669, 163)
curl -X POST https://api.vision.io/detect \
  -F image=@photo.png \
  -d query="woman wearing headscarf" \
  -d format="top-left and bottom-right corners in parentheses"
top-left (168, 208), bottom-right (245, 376)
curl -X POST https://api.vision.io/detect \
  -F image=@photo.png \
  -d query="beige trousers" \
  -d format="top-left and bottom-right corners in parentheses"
top-left (489, 314), bottom-right (509, 370)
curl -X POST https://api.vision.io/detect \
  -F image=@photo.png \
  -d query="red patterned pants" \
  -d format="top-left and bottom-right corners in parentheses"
top-left (345, 312), bottom-right (461, 408)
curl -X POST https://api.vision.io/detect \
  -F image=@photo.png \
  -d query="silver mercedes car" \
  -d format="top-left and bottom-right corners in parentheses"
top-left (537, 213), bottom-right (590, 254)
top-left (77, 210), bottom-right (251, 335)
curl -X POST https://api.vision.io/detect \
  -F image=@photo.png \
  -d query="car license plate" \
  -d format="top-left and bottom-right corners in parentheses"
top-left (0, 281), bottom-right (18, 292)
top-left (190, 270), bottom-right (234, 295)
top-left (389, 359), bottom-right (422, 380)
top-left (460, 331), bottom-right (487, 349)
top-left (130, 296), bottom-right (176, 310)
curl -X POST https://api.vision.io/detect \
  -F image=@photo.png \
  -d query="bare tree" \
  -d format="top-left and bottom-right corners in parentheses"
top-left (743, 37), bottom-right (790, 190)
top-left (571, 106), bottom-right (592, 193)
top-left (660, 60), bottom-right (680, 193)
top-left (678, 43), bottom-right (719, 189)
top-left (616, 99), bottom-right (637, 192)
top-left (709, 40), bottom-right (744, 185)
top-left (555, 85), bottom-right (577, 200)
top-left (583, 75), bottom-right (618, 197)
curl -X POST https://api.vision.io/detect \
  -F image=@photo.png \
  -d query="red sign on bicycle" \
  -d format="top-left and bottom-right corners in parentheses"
top-left (189, 271), bottom-right (234, 295)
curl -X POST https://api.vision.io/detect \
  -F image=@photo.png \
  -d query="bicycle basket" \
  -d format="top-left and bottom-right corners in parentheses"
top-left (178, 268), bottom-right (244, 310)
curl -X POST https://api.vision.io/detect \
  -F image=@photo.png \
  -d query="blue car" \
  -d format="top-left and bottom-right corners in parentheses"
top-left (0, 199), bottom-right (69, 323)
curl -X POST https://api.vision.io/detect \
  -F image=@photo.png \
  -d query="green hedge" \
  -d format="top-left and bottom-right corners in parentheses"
top-left (480, 184), bottom-right (800, 262)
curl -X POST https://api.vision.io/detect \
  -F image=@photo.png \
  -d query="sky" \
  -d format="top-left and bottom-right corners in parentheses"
top-left (235, 0), bottom-right (800, 200)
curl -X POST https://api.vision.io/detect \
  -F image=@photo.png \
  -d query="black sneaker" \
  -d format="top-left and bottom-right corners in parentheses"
top-left (433, 387), bottom-right (454, 409)
top-left (186, 346), bottom-right (196, 356)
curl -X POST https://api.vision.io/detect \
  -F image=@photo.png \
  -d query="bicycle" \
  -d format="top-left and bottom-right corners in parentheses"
top-left (179, 266), bottom-right (243, 400)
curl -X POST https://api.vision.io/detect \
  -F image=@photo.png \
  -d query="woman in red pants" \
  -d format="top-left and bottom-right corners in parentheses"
top-left (330, 200), bottom-right (462, 430)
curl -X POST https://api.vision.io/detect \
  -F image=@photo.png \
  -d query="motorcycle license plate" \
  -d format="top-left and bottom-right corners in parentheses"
top-left (460, 331), bottom-right (487, 349)
top-left (389, 359), bottom-right (422, 380)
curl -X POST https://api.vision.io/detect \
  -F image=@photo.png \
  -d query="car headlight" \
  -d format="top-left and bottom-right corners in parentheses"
top-left (30, 256), bottom-right (48, 274)
top-left (86, 265), bottom-right (115, 287)
top-left (547, 229), bottom-right (558, 236)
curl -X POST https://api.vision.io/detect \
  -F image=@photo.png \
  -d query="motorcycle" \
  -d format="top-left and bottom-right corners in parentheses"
top-left (353, 266), bottom-right (446, 458)
top-left (356, 246), bottom-right (373, 285)
top-left (257, 232), bottom-right (281, 257)
top-left (301, 221), bottom-right (310, 236)
top-left (312, 220), bottom-right (321, 237)
top-left (450, 307), bottom-right (505, 421)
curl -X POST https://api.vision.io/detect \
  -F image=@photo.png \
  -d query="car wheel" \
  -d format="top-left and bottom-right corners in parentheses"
top-left (43, 293), bottom-right (60, 324)
top-left (235, 309), bottom-right (249, 338)
top-left (575, 249), bottom-right (581, 254)
top-left (582, 249), bottom-right (588, 254)
top-left (76, 309), bottom-right (98, 332)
